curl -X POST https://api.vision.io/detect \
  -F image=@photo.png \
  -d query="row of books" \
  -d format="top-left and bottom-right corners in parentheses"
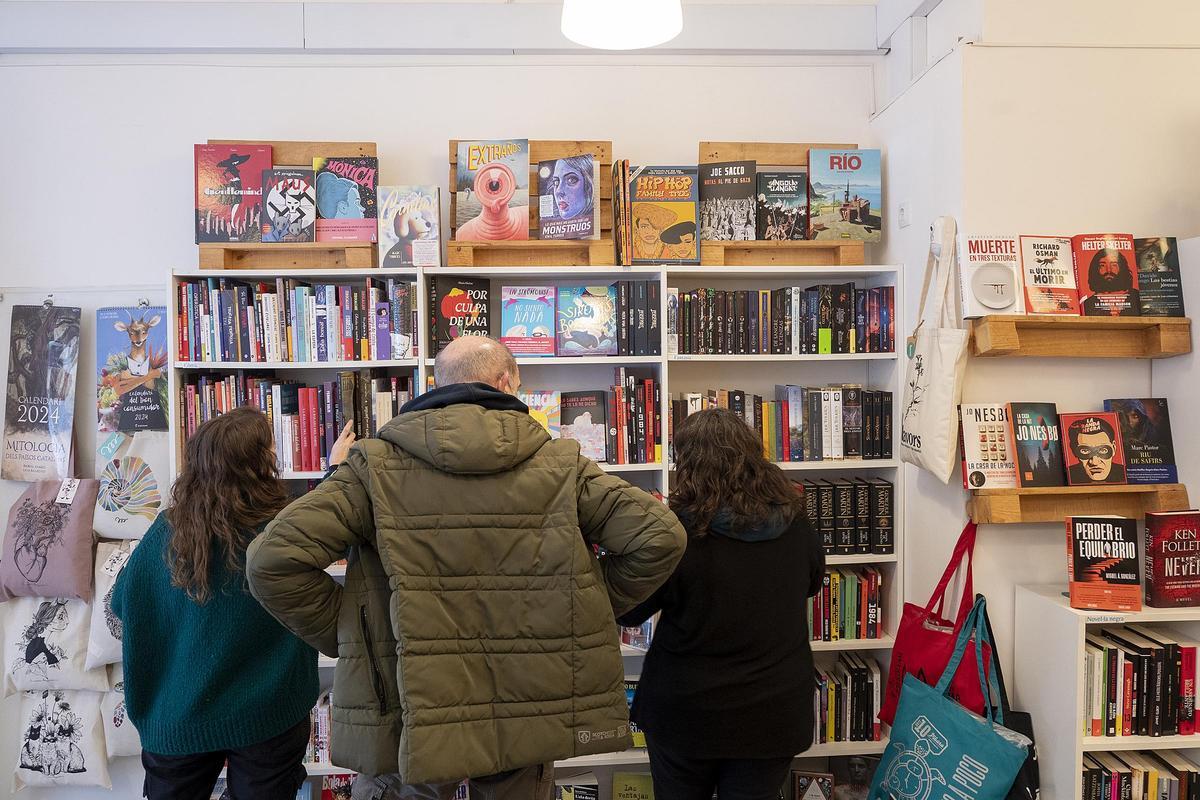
top-left (806, 567), bottom-right (885, 642)
top-left (178, 371), bottom-right (411, 472)
top-left (624, 679), bottom-right (646, 748)
top-left (670, 385), bottom-right (894, 464)
top-left (813, 654), bottom-right (884, 744)
top-left (667, 284), bottom-right (896, 356)
top-left (1083, 625), bottom-right (1199, 737)
top-left (801, 479), bottom-right (895, 556)
top-left (305, 692), bottom-right (332, 765)
top-left (959, 398), bottom-right (1177, 490)
top-left (960, 234), bottom-right (1185, 318)
top-left (1083, 751), bottom-right (1200, 800)
top-left (175, 277), bottom-right (417, 364)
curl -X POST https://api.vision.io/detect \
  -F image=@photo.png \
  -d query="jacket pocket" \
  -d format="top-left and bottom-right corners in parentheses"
top-left (360, 605), bottom-right (388, 714)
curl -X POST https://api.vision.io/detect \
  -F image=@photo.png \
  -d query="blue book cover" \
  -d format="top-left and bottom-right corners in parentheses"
top-left (808, 149), bottom-right (882, 242)
top-left (557, 285), bottom-right (618, 356)
top-left (500, 286), bottom-right (556, 356)
top-left (1104, 398), bottom-right (1177, 484)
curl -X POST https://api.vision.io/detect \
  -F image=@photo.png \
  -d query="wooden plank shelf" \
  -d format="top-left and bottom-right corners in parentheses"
top-left (969, 483), bottom-right (1190, 524)
top-left (970, 314), bottom-right (1192, 359)
top-left (700, 239), bottom-right (864, 267)
top-left (199, 241), bottom-right (376, 270)
top-left (446, 238), bottom-right (614, 268)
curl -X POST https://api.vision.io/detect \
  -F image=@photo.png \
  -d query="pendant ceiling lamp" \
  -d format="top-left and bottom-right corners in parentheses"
top-left (561, 0), bottom-right (683, 50)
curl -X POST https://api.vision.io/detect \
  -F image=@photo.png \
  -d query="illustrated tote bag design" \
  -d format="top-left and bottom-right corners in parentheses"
top-left (870, 598), bottom-right (1029, 800)
top-left (880, 522), bottom-right (991, 725)
top-left (4, 596), bottom-right (110, 696)
top-left (900, 216), bottom-right (968, 483)
top-left (93, 430), bottom-right (168, 540)
top-left (14, 689), bottom-right (112, 791)
top-left (0, 479), bottom-right (98, 601)
top-left (101, 663), bottom-right (141, 758)
top-left (85, 540), bottom-right (137, 670)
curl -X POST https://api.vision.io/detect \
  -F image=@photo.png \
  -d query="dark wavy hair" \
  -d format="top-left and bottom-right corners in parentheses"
top-left (670, 407), bottom-right (803, 537)
top-left (167, 407), bottom-right (290, 603)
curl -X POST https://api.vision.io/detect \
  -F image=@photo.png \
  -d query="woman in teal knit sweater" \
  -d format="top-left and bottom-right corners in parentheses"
top-left (113, 407), bottom-right (354, 800)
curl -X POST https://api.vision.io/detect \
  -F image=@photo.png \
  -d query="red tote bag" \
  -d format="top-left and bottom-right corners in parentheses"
top-left (879, 521), bottom-right (993, 725)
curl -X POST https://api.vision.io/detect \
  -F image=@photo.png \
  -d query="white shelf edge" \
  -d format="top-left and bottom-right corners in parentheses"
top-left (669, 353), bottom-right (896, 362)
top-left (668, 459), bottom-right (899, 472)
top-left (598, 463), bottom-right (662, 473)
top-left (440, 266), bottom-right (664, 277)
top-left (1020, 584), bottom-right (1200, 624)
top-left (422, 356), bottom-right (662, 366)
top-left (282, 471), bottom-right (326, 480)
top-left (175, 360), bottom-right (419, 369)
top-left (810, 635), bottom-right (895, 652)
top-left (173, 268), bottom-right (417, 278)
top-left (1082, 735), bottom-right (1200, 752)
top-left (666, 264), bottom-right (901, 277)
top-left (827, 553), bottom-right (899, 565)
top-left (555, 739), bottom-right (889, 769)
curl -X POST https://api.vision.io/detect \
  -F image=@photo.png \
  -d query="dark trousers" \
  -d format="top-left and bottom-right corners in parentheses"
top-left (645, 734), bottom-right (792, 800)
top-left (142, 717), bottom-right (310, 800)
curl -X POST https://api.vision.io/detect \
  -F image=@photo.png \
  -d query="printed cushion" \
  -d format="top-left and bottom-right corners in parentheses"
top-left (4, 596), bottom-right (109, 696)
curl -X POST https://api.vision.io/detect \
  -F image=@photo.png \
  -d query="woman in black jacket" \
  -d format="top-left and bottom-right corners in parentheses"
top-left (620, 407), bottom-right (825, 800)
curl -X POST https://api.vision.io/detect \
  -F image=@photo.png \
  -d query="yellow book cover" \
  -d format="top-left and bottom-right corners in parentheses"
top-left (829, 569), bottom-right (841, 641)
top-left (613, 773), bottom-right (654, 800)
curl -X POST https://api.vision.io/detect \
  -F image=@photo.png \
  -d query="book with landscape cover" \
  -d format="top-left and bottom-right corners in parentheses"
top-left (960, 235), bottom-right (1024, 317)
top-left (958, 404), bottom-right (1017, 489)
top-left (455, 139), bottom-right (530, 241)
top-left (429, 277), bottom-right (490, 354)
top-left (1145, 510), bottom-right (1200, 607)
top-left (756, 171), bottom-right (808, 241)
top-left (520, 390), bottom-right (561, 438)
top-left (1006, 402), bottom-right (1065, 487)
top-left (194, 143), bottom-right (272, 243)
top-left (1019, 235), bottom-right (1080, 314)
top-left (629, 165), bottom-right (700, 264)
top-left (1060, 412), bottom-right (1127, 486)
top-left (313, 156), bottom-right (378, 242)
top-left (557, 285), bottom-right (618, 356)
top-left (1104, 398), bottom-right (1177, 484)
top-left (561, 390), bottom-right (608, 461)
top-left (261, 168), bottom-right (316, 243)
top-left (500, 286), bottom-right (555, 356)
top-left (1072, 233), bottom-right (1141, 316)
top-left (378, 186), bottom-right (441, 267)
top-left (700, 160), bottom-right (756, 241)
top-left (537, 155), bottom-right (598, 240)
top-left (1135, 236), bottom-right (1186, 317)
top-left (808, 149), bottom-right (881, 242)
top-left (1067, 515), bottom-right (1141, 612)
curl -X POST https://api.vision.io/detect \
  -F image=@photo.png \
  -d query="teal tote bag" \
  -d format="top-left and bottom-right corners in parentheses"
top-left (869, 597), bottom-right (1030, 800)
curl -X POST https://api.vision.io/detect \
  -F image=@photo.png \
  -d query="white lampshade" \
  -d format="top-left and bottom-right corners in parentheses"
top-left (561, 0), bottom-right (683, 50)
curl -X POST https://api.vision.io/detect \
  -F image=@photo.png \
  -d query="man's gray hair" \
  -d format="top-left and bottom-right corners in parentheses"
top-left (434, 335), bottom-right (519, 388)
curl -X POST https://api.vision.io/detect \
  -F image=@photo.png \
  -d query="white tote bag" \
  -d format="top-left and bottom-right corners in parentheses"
top-left (93, 430), bottom-right (169, 540)
top-left (102, 663), bottom-right (141, 758)
top-left (85, 540), bottom-right (137, 670)
top-left (14, 689), bottom-right (112, 791)
top-left (899, 217), bottom-right (969, 482)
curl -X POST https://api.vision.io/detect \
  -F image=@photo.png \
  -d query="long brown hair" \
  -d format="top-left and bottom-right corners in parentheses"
top-left (670, 407), bottom-right (803, 537)
top-left (167, 407), bottom-right (290, 603)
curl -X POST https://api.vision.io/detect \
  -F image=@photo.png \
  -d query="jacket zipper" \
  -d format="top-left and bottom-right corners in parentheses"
top-left (360, 606), bottom-right (389, 713)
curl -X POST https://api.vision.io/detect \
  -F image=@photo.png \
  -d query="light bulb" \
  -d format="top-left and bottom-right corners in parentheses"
top-left (561, 0), bottom-right (684, 51)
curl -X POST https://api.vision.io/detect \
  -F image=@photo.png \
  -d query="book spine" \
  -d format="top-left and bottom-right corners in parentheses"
top-left (647, 281), bottom-right (661, 357)
top-left (605, 390), bottom-right (618, 464)
top-left (617, 281), bottom-right (630, 357)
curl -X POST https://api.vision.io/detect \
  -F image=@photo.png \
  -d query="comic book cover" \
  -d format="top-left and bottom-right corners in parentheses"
top-left (700, 160), bottom-right (756, 241)
top-left (1060, 412), bottom-right (1127, 486)
top-left (808, 149), bottom-right (882, 242)
top-left (1019, 235), bottom-right (1080, 314)
top-left (1104, 397), bottom-right (1176, 483)
top-left (379, 186), bottom-right (441, 267)
top-left (561, 390), bottom-right (608, 461)
top-left (537, 155), bottom-right (598, 240)
top-left (1135, 236), bottom-right (1186, 317)
top-left (313, 156), bottom-right (378, 242)
top-left (960, 235), bottom-right (1024, 317)
top-left (557, 285), bottom-right (618, 356)
top-left (1071, 233), bottom-right (1140, 316)
top-left (261, 169), bottom-right (316, 243)
top-left (499, 286), bottom-right (555, 356)
top-left (1067, 515), bottom-right (1141, 611)
top-left (455, 139), bottom-right (530, 241)
top-left (755, 171), bottom-right (808, 241)
top-left (194, 144), bottom-right (272, 243)
top-left (628, 166), bottom-right (699, 264)
top-left (1005, 402), bottom-right (1065, 488)
top-left (520, 391), bottom-right (561, 438)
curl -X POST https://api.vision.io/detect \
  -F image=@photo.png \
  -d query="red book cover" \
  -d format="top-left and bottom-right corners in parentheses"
top-left (1060, 412), bottom-right (1127, 485)
top-left (643, 379), bottom-right (656, 462)
top-left (1144, 510), bottom-right (1200, 607)
top-left (194, 144), bottom-right (272, 243)
top-left (1019, 235), bottom-right (1080, 314)
top-left (1072, 233), bottom-right (1141, 317)
top-left (1066, 515), bottom-right (1142, 611)
top-left (1122, 660), bottom-right (1133, 736)
top-left (614, 385), bottom-right (626, 464)
top-left (339, 286), bottom-right (354, 361)
top-left (307, 387), bottom-right (321, 473)
top-left (1180, 644), bottom-right (1197, 735)
top-left (298, 390), bottom-right (311, 472)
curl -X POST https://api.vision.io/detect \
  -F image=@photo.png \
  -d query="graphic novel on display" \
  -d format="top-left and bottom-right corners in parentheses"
top-left (960, 235), bottom-right (1023, 317)
top-left (314, 156), bottom-right (378, 242)
top-left (538, 155), bottom-right (599, 240)
top-left (500, 286), bottom-right (555, 356)
top-left (561, 391), bottom-right (607, 461)
top-left (1060, 412), bottom-right (1126, 486)
top-left (194, 144), bottom-right (272, 243)
top-left (455, 139), bottom-right (530, 241)
top-left (557, 286), bottom-right (618, 356)
top-left (3, 305), bottom-right (81, 481)
top-left (379, 186), bottom-right (441, 267)
top-left (1145, 510), bottom-right (1200, 608)
top-left (1067, 515), bottom-right (1141, 612)
top-left (808, 149), bottom-right (881, 242)
top-left (700, 160), bottom-right (756, 241)
top-left (1135, 236), bottom-right (1186, 317)
top-left (520, 391), bottom-right (561, 438)
top-left (755, 171), bottom-right (808, 241)
top-left (261, 169), bottom-right (316, 243)
top-left (1071, 233), bottom-right (1140, 317)
top-left (430, 277), bottom-right (490, 354)
top-left (629, 166), bottom-right (700, 264)
top-left (1019, 235), bottom-right (1079, 314)
top-left (1104, 398), bottom-right (1176, 484)
top-left (1006, 402), bottom-right (1065, 488)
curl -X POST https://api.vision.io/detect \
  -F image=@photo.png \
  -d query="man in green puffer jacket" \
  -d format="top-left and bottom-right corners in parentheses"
top-left (246, 335), bottom-right (686, 800)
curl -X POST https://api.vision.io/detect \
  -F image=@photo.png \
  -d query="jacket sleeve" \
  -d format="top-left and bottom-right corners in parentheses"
top-left (246, 447), bottom-right (375, 657)
top-left (575, 456), bottom-right (687, 617)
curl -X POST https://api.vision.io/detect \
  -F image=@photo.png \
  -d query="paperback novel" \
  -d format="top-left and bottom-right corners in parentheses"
top-left (537, 155), bottom-right (598, 240)
top-left (958, 404), bottom-right (1017, 489)
top-left (793, 772), bottom-right (834, 800)
top-left (960, 235), bottom-right (1023, 317)
top-left (1060, 412), bottom-right (1127, 486)
top-left (612, 773), bottom-right (653, 800)
top-left (194, 143), bottom-right (272, 243)
top-left (1019, 235), bottom-right (1080, 314)
top-left (520, 390), bottom-right (561, 438)
top-left (1072, 233), bottom-right (1141, 316)
top-left (1067, 515), bottom-right (1141, 612)
top-left (556, 785), bottom-right (599, 800)
top-left (261, 169), bottom-right (316, 243)
top-left (756, 171), bottom-right (808, 241)
top-left (1135, 236), bottom-right (1186, 317)
top-left (1104, 398), bottom-right (1177, 483)
top-left (499, 286), bottom-right (555, 356)
top-left (808, 149), bottom-right (882, 242)
top-left (1145, 510), bottom-right (1200, 607)
top-left (313, 156), bottom-right (378, 242)
top-left (700, 160), bottom-right (756, 241)
top-left (455, 139), bottom-right (530, 241)
top-left (629, 166), bottom-right (700, 264)
top-left (557, 285), bottom-right (618, 356)
top-left (429, 277), bottom-right (490, 354)
top-left (378, 186), bottom-right (441, 267)
top-left (561, 390), bottom-right (608, 461)
top-left (1006, 402), bottom-right (1065, 488)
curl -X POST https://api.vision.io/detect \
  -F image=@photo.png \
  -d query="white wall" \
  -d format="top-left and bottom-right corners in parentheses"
top-left (0, 51), bottom-right (880, 800)
top-left (981, 0), bottom-right (1200, 46)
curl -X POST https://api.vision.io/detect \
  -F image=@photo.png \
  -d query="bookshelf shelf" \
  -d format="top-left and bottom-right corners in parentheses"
top-left (447, 239), bottom-right (616, 268)
top-left (701, 240), bottom-right (865, 268)
top-left (555, 739), bottom-right (888, 769)
top-left (282, 470), bottom-right (325, 480)
top-left (437, 265), bottom-right (661, 279)
top-left (667, 459), bottom-right (898, 472)
top-left (423, 356), bottom-right (662, 367)
top-left (970, 314), bottom-right (1193, 359)
top-left (1017, 584), bottom-right (1200, 624)
top-left (176, 360), bottom-right (419, 370)
top-left (667, 265), bottom-right (898, 279)
top-left (810, 635), bottom-right (894, 652)
top-left (199, 241), bottom-right (376, 271)
top-left (827, 553), bottom-right (898, 566)
top-left (303, 763), bottom-right (351, 776)
top-left (175, 267), bottom-right (416, 279)
top-left (968, 483), bottom-right (1190, 524)
top-left (1081, 735), bottom-right (1200, 752)
top-left (669, 353), bottom-right (895, 362)
top-left (599, 463), bottom-right (662, 473)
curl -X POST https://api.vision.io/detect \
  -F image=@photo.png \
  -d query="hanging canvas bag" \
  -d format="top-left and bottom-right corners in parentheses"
top-left (3, 596), bottom-right (110, 696)
top-left (870, 597), bottom-right (1029, 800)
top-left (0, 479), bottom-right (98, 601)
top-left (14, 689), bottom-right (112, 791)
top-left (880, 521), bottom-right (992, 724)
top-left (93, 430), bottom-right (169, 540)
top-left (900, 216), bottom-right (969, 482)
top-left (85, 540), bottom-right (137, 670)
top-left (101, 663), bottom-right (141, 758)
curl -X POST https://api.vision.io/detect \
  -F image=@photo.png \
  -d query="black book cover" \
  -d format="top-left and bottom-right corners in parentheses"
top-left (808, 388), bottom-right (824, 461)
top-left (833, 282), bottom-right (853, 354)
top-left (692, 289), bottom-right (703, 354)
top-left (815, 481), bottom-right (835, 552)
top-left (747, 290), bottom-right (759, 355)
top-left (606, 391), bottom-right (619, 463)
top-left (843, 385), bottom-right (863, 458)
top-left (881, 391), bottom-right (893, 458)
top-left (805, 288), bottom-right (819, 354)
top-left (784, 287), bottom-right (795, 355)
top-left (731, 389), bottom-right (746, 420)
top-left (1135, 237), bottom-right (1186, 317)
top-left (737, 290), bottom-right (750, 354)
top-left (616, 281), bottom-right (630, 356)
top-left (802, 481), bottom-right (819, 530)
top-left (632, 281), bottom-right (647, 356)
top-left (714, 290), bottom-right (726, 355)
top-left (705, 288), bottom-right (716, 355)
top-left (852, 478), bottom-right (871, 554)
top-left (235, 284), bottom-right (252, 361)
top-left (647, 281), bottom-right (661, 356)
top-left (635, 382), bottom-right (647, 464)
top-left (868, 479), bottom-right (894, 554)
top-left (432, 277), bottom-right (491, 354)
top-left (832, 480), bottom-right (855, 555)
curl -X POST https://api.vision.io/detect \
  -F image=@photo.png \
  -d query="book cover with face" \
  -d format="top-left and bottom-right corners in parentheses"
top-left (1061, 412), bottom-right (1127, 485)
top-left (455, 139), bottom-right (529, 241)
top-left (537, 156), bottom-right (598, 240)
top-left (1071, 233), bottom-right (1140, 316)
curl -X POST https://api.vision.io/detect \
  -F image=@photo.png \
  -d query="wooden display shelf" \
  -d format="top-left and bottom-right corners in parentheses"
top-left (446, 238), bottom-right (614, 267)
top-left (198, 241), bottom-right (376, 270)
top-left (700, 239), bottom-right (864, 267)
top-left (699, 141), bottom-right (856, 168)
top-left (970, 314), bottom-right (1192, 358)
top-left (968, 483), bottom-right (1190, 524)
